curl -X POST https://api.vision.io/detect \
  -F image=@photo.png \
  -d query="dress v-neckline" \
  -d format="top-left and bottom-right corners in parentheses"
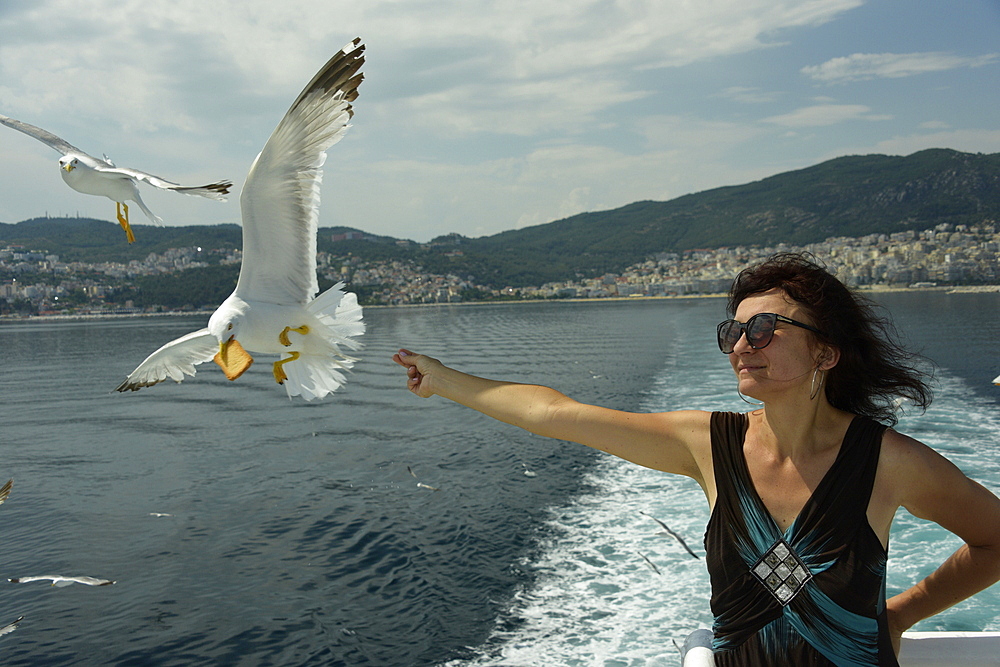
top-left (737, 415), bottom-right (860, 538)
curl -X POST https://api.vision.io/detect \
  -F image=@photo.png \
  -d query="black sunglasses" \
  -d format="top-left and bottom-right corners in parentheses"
top-left (717, 313), bottom-right (824, 354)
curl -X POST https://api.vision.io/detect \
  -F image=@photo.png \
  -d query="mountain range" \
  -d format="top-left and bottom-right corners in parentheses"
top-left (3, 148), bottom-right (998, 288)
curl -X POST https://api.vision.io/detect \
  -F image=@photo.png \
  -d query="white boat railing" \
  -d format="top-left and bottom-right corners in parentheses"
top-left (678, 629), bottom-right (1000, 666)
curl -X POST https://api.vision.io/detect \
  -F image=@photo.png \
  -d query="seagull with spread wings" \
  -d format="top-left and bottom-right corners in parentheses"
top-left (9, 575), bottom-right (114, 587)
top-left (115, 39), bottom-right (366, 401)
top-left (0, 114), bottom-right (231, 243)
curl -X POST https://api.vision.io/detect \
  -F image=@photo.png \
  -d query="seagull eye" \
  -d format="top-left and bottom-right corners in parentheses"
top-left (227, 323), bottom-right (233, 331)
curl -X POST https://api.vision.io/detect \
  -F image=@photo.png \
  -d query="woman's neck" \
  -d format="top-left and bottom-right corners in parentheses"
top-left (753, 399), bottom-right (851, 459)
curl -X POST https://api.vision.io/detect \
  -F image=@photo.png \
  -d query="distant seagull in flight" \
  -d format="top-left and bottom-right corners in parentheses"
top-left (0, 113), bottom-right (232, 243)
top-left (638, 552), bottom-right (662, 575)
top-left (9, 575), bottom-right (115, 587)
top-left (407, 465), bottom-right (440, 491)
top-left (639, 511), bottom-right (700, 559)
top-left (0, 616), bottom-right (23, 637)
top-left (114, 39), bottom-right (366, 401)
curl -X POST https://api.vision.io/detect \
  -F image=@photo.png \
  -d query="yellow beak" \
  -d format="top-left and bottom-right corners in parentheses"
top-left (63, 162), bottom-right (74, 172)
top-left (213, 337), bottom-right (254, 381)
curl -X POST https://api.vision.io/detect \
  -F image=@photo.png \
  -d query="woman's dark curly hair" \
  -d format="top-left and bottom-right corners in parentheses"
top-left (726, 253), bottom-right (932, 426)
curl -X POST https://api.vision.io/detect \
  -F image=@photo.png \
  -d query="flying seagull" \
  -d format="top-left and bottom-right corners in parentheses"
top-left (638, 552), bottom-right (662, 575)
top-left (0, 113), bottom-right (232, 243)
top-left (115, 39), bottom-right (366, 401)
top-left (0, 616), bottom-right (23, 637)
top-left (639, 510), bottom-right (700, 559)
top-left (9, 575), bottom-right (115, 587)
top-left (407, 466), bottom-right (440, 492)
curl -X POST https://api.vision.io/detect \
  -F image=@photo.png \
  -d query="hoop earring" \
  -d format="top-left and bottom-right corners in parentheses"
top-left (809, 367), bottom-right (825, 400)
top-left (738, 388), bottom-right (763, 407)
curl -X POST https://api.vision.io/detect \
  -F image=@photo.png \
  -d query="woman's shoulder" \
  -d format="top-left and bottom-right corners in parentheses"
top-left (877, 426), bottom-right (971, 501)
top-left (879, 427), bottom-right (942, 466)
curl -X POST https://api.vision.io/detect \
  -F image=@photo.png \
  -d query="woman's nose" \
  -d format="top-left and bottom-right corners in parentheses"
top-left (730, 330), bottom-right (753, 353)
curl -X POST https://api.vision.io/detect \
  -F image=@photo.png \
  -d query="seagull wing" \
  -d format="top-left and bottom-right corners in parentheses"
top-left (92, 164), bottom-right (232, 201)
top-left (639, 511), bottom-right (699, 559)
top-left (116, 328), bottom-right (219, 392)
top-left (0, 113), bottom-right (89, 158)
top-left (9, 575), bottom-right (113, 586)
top-left (66, 576), bottom-right (115, 586)
top-left (0, 616), bottom-right (23, 636)
top-left (0, 479), bottom-right (11, 506)
top-left (234, 38), bottom-right (364, 305)
top-left (638, 552), bottom-right (662, 575)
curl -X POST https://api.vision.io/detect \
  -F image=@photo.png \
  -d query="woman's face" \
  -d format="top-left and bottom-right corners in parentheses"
top-left (728, 288), bottom-right (829, 401)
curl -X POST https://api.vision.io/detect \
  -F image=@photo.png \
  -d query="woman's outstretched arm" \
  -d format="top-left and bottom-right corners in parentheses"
top-left (392, 349), bottom-right (713, 483)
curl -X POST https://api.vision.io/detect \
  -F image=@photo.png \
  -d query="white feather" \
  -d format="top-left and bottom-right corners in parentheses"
top-left (116, 39), bottom-right (366, 401)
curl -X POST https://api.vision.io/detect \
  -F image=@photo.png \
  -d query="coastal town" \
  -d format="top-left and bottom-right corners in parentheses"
top-left (1, 221), bottom-right (998, 315)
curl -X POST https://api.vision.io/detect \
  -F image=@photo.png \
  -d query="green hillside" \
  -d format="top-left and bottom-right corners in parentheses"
top-left (328, 148), bottom-right (1000, 286)
top-left (3, 148), bottom-right (998, 288)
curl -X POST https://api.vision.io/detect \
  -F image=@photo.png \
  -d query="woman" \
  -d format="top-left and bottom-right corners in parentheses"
top-left (392, 253), bottom-right (1000, 666)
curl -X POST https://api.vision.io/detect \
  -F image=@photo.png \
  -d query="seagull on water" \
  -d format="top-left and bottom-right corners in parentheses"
top-left (0, 113), bottom-right (232, 243)
top-left (115, 39), bottom-right (366, 401)
top-left (9, 575), bottom-right (115, 587)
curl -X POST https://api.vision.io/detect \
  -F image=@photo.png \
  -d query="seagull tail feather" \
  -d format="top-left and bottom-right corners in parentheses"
top-left (282, 355), bottom-right (350, 402)
top-left (278, 284), bottom-right (364, 401)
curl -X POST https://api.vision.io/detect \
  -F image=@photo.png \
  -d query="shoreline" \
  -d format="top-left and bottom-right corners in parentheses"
top-left (2, 284), bottom-right (997, 323)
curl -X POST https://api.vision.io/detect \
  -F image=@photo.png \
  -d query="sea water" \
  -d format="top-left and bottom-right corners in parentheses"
top-left (0, 292), bottom-right (997, 666)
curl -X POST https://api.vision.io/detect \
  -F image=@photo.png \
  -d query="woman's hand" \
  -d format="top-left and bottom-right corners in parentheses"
top-left (392, 349), bottom-right (440, 398)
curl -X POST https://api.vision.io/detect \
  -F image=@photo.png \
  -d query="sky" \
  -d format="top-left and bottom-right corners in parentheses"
top-left (0, 0), bottom-right (998, 243)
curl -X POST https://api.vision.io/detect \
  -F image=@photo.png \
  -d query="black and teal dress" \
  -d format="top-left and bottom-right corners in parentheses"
top-left (706, 411), bottom-right (899, 666)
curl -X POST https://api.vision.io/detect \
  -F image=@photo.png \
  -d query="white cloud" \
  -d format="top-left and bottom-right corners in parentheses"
top-left (762, 104), bottom-right (892, 127)
top-left (716, 86), bottom-right (782, 104)
top-left (802, 51), bottom-right (999, 83)
top-left (394, 76), bottom-right (648, 137)
top-left (637, 114), bottom-right (764, 151)
top-left (863, 128), bottom-right (1000, 157)
top-left (2, 0), bottom-right (996, 244)
top-left (0, 0), bottom-right (865, 137)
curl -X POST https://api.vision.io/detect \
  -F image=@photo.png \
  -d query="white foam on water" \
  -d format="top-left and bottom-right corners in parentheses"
top-left (443, 345), bottom-right (737, 666)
